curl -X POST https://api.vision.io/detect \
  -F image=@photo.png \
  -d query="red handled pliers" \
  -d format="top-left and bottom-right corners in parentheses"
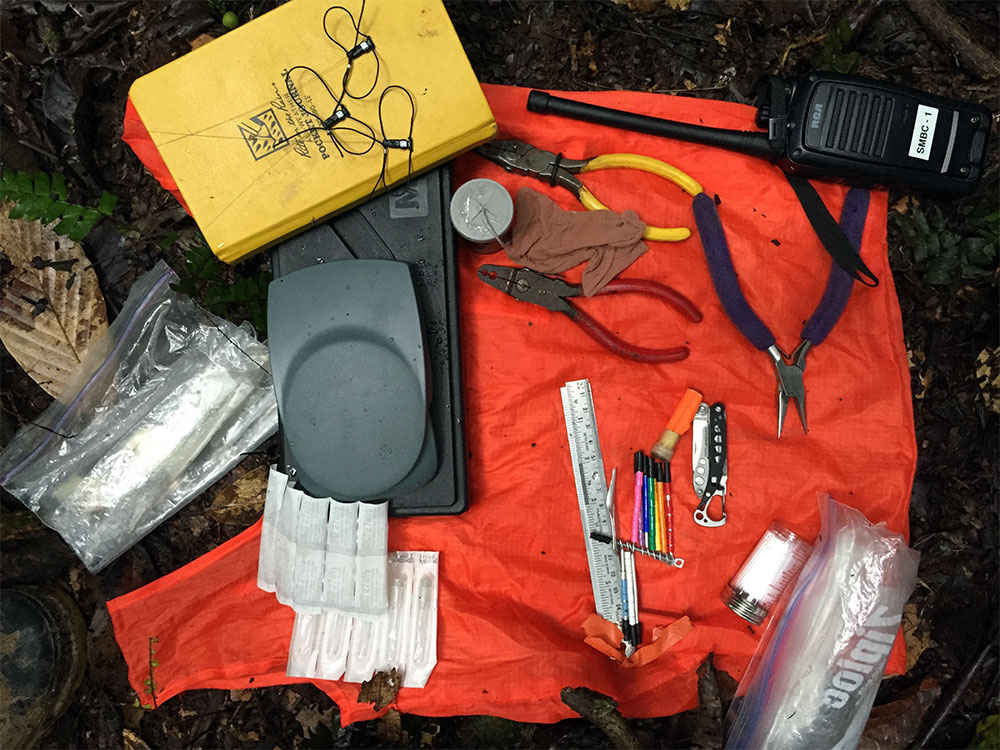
top-left (478, 265), bottom-right (701, 363)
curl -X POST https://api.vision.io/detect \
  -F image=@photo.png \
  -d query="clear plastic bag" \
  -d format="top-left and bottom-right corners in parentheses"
top-left (0, 261), bottom-right (278, 572)
top-left (724, 493), bottom-right (920, 750)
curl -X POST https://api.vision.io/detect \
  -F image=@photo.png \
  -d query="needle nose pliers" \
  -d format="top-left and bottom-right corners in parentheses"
top-left (475, 139), bottom-right (703, 242)
top-left (692, 187), bottom-right (870, 436)
top-left (478, 264), bottom-right (702, 363)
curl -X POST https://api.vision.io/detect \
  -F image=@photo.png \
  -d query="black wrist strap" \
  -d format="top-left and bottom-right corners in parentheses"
top-left (786, 174), bottom-right (879, 287)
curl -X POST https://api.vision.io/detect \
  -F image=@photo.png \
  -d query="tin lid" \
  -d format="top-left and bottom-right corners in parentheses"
top-left (722, 583), bottom-right (768, 625)
top-left (449, 178), bottom-right (514, 243)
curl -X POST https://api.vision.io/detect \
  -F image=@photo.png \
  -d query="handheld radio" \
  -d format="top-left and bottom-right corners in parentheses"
top-left (527, 73), bottom-right (992, 198)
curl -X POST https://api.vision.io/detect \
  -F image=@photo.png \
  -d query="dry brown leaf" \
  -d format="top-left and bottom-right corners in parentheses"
top-left (122, 729), bottom-right (151, 750)
top-left (377, 708), bottom-right (409, 745)
top-left (295, 705), bottom-right (335, 739)
top-left (0, 205), bottom-right (107, 396)
top-left (189, 33), bottom-right (216, 49)
top-left (207, 465), bottom-right (270, 525)
top-left (614, 0), bottom-right (690, 10)
top-left (901, 603), bottom-right (932, 673)
top-left (358, 668), bottom-right (401, 711)
top-left (975, 346), bottom-right (999, 413)
top-left (420, 722), bottom-right (441, 747)
top-left (858, 677), bottom-right (940, 750)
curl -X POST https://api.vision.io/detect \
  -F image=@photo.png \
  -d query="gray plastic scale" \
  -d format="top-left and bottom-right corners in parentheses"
top-left (269, 167), bottom-right (466, 514)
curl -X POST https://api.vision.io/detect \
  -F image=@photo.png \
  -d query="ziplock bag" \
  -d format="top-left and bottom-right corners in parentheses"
top-left (724, 494), bottom-right (920, 750)
top-left (0, 261), bottom-right (278, 572)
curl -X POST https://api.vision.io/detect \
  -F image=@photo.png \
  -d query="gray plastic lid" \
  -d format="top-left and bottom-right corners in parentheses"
top-left (267, 260), bottom-right (429, 500)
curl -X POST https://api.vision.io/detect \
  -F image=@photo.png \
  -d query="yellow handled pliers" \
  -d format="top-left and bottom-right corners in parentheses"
top-left (475, 139), bottom-right (702, 242)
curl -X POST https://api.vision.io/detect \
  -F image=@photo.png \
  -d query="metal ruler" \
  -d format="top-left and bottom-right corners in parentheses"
top-left (560, 379), bottom-right (623, 625)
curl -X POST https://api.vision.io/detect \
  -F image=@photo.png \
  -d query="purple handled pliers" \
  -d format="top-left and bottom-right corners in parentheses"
top-left (692, 188), bottom-right (870, 436)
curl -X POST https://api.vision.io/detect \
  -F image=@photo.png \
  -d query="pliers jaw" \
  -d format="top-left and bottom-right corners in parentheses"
top-left (475, 139), bottom-right (586, 193)
top-left (477, 265), bottom-right (575, 314)
top-left (767, 341), bottom-right (812, 437)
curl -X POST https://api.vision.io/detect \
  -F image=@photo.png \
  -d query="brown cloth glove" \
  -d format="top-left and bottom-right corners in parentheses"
top-left (506, 187), bottom-right (648, 296)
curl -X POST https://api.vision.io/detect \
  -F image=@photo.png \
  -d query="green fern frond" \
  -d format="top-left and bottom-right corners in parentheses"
top-left (171, 239), bottom-right (271, 334)
top-left (0, 170), bottom-right (118, 242)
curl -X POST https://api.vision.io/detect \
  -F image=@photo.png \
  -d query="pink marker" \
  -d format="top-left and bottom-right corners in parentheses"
top-left (630, 452), bottom-right (643, 544)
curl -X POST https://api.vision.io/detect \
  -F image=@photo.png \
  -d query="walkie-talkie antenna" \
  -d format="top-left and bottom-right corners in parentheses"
top-left (527, 90), bottom-right (774, 160)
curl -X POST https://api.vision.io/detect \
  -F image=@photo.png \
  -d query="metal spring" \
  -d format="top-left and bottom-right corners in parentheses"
top-left (617, 540), bottom-right (684, 568)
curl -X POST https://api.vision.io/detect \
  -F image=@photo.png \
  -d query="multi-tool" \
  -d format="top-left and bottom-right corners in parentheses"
top-left (691, 402), bottom-right (727, 527)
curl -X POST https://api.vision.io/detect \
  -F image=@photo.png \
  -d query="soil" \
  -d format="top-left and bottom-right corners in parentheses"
top-left (1, 1), bottom-right (997, 748)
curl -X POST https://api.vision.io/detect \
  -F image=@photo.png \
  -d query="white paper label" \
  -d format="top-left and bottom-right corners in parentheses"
top-left (257, 466), bottom-right (288, 593)
top-left (908, 105), bottom-right (938, 160)
top-left (292, 495), bottom-right (330, 612)
top-left (321, 500), bottom-right (359, 610)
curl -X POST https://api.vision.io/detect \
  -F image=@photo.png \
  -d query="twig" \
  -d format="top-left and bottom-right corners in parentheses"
top-left (904, 0), bottom-right (998, 82)
top-left (912, 632), bottom-right (998, 748)
top-left (16, 138), bottom-right (58, 161)
top-left (143, 636), bottom-right (159, 709)
top-left (780, 31), bottom-right (828, 68)
top-left (844, 0), bottom-right (888, 39)
top-left (561, 686), bottom-right (640, 750)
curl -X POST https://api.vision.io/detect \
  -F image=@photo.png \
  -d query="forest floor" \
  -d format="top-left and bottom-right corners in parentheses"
top-left (1, 1), bottom-right (997, 748)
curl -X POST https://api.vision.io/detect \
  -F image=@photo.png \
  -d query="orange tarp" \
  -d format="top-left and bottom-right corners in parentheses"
top-left (109, 84), bottom-right (915, 724)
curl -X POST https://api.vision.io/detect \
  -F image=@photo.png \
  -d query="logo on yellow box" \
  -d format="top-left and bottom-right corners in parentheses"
top-left (238, 108), bottom-right (288, 160)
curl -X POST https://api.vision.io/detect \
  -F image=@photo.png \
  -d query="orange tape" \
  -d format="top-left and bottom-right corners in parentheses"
top-left (582, 613), bottom-right (694, 667)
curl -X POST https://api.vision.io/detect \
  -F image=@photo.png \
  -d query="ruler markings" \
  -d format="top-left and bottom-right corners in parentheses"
top-left (561, 379), bottom-right (622, 624)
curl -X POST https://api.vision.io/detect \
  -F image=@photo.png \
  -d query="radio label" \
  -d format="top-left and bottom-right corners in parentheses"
top-left (908, 105), bottom-right (938, 160)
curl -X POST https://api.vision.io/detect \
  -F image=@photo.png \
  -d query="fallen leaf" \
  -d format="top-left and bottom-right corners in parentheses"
top-left (914, 367), bottom-right (934, 400)
top-left (690, 655), bottom-right (723, 750)
top-left (189, 33), bottom-right (216, 49)
top-left (0, 509), bottom-right (48, 540)
top-left (901, 603), bottom-right (932, 673)
top-left (358, 668), bottom-right (401, 711)
top-left (972, 715), bottom-right (1000, 749)
top-left (858, 677), bottom-right (940, 750)
top-left (182, 514), bottom-right (211, 538)
top-left (420, 721), bottom-right (440, 747)
top-left (892, 195), bottom-right (918, 215)
top-left (377, 708), bottom-right (409, 745)
top-left (974, 346), bottom-right (999, 413)
top-left (207, 465), bottom-right (269, 525)
top-left (0, 204), bottom-right (108, 396)
top-left (122, 729), bottom-right (151, 750)
top-left (569, 30), bottom-right (597, 76)
top-left (295, 705), bottom-right (335, 739)
top-left (229, 688), bottom-right (253, 702)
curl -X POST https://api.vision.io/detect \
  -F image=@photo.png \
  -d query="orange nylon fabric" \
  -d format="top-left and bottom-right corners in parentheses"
top-left (108, 84), bottom-right (915, 724)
